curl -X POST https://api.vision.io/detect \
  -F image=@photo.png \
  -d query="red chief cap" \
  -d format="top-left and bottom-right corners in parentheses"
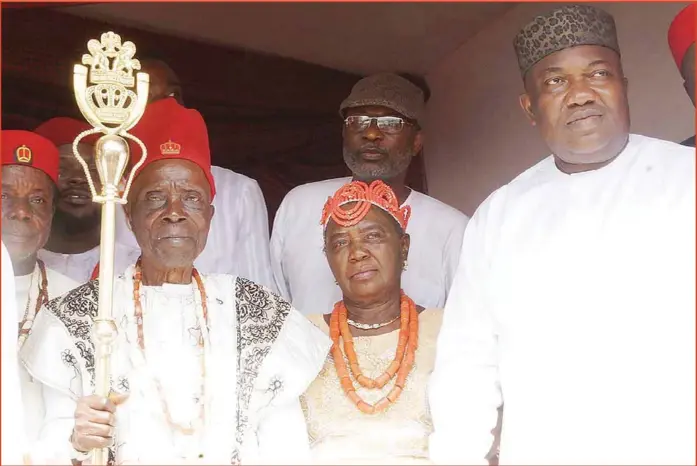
top-left (130, 97), bottom-right (216, 198)
top-left (1, 130), bottom-right (60, 184)
top-left (34, 117), bottom-right (100, 148)
top-left (668, 4), bottom-right (695, 68)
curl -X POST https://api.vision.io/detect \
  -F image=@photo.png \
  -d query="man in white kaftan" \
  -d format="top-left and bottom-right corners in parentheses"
top-left (2, 130), bottom-right (82, 463)
top-left (429, 6), bottom-right (696, 465)
top-left (1, 241), bottom-right (28, 465)
top-left (271, 74), bottom-right (468, 316)
top-left (20, 97), bottom-right (330, 465)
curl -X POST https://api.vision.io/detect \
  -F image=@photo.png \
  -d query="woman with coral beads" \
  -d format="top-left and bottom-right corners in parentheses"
top-left (301, 180), bottom-right (441, 464)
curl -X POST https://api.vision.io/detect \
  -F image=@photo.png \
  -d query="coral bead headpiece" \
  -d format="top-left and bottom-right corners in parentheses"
top-left (320, 180), bottom-right (411, 231)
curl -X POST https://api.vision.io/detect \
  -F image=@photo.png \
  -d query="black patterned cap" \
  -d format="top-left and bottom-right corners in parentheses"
top-left (339, 73), bottom-right (425, 123)
top-left (513, 5), bottom-right (620, 77)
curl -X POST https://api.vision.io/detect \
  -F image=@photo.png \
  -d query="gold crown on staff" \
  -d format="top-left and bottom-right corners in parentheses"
top-left (73, 31), bottom-right (150, 203)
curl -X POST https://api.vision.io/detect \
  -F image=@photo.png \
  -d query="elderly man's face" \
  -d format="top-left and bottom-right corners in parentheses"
top-left (125, 159), bottom-right (213, 269)
top-left (1, 165), bottom-right (55, 267)
top-left (520, 45), bottom-right (630, 170)
top-left (342, 105), bottom-right (423, 181)
top-left (681, 43), bottom-right (695, 106)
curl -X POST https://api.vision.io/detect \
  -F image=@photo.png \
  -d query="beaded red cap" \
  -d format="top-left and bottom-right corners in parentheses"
top-left (320, 180), bottom-right (411, 230)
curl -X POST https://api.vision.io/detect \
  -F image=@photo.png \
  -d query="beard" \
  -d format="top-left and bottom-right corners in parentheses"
top-left (343, 144), bottom-right (415, 181)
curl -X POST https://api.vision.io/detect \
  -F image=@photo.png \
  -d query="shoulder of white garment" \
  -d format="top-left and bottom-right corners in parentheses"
top-left (278, 177), bottom-right (352, 210)
top-left (207, 274), bottom-right (331, 398)
top-left (210, 165), bottom-right (263, 192)
top-left (460, 176), bottom-right (513, 244)
top-left (208, 165), bottom-right (269, 230)
top-left (244, 275), bottom-right (332, 407)
top-left (629, 133), bottom-right (696, 168)
top-left (209, 165), bottom-right (268, 208)
top-left (271, 177), bottom-right (352, 243)
top-left (475, 133), bottom-right (696, 219)
top-left (45, 266), bottom-right (82, 295)
top-left (262, 306), bottom-right (331, 378)
top-left (631, 133), bottom-right (697, 153)
top-left (407, 190), bottom-right (470, 226)
top-left (20, 279), bottom-right (99, 399)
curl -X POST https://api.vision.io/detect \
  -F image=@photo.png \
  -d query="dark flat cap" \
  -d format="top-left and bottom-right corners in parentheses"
top-left (513, 5), bottom-right (620, 77)
top-left (339, 73), bottom-right (425, 123)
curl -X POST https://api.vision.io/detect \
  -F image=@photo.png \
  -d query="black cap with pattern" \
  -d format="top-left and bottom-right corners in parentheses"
top-left (513, 5), bottom-right (620, 77)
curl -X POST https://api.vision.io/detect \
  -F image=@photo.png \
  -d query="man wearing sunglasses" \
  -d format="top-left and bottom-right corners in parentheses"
top-left (270, 73), bottom-right (469, 316)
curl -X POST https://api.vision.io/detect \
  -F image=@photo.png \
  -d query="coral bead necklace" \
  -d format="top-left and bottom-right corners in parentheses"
top-left (329, 291), bottom-right (418, 414)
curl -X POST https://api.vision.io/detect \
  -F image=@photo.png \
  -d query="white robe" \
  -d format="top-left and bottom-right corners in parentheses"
top-left (20, 270), bottom-right (331, 465)
top-left (114, 166), bottom-right (276, 290)
top-left (270, 177), bottom-right (469, 315)
top-left (428, 134), bottom-right (696, 465)
top-left (1, 242), bottom-right (28, 465)
top-left (14, 263), bottom-right (79, 462)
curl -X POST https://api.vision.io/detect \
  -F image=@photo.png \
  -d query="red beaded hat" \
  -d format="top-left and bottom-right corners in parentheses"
top-left (321, 180), bottom-right (411, 230)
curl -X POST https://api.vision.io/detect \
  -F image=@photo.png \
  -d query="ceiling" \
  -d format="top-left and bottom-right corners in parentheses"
top-left (57, 2), bottom-right (517, 76)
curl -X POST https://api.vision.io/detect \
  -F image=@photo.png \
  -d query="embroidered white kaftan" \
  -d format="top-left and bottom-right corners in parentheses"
top-left (21, 269), bottom-right (331, 465)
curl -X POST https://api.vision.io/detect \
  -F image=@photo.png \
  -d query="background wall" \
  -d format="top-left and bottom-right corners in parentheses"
top-left (1, 7), bottom-right (429, 226)
top-left (424, 1), bottom-right (695, 216)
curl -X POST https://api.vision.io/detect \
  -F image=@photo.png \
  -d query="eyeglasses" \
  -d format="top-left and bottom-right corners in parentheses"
top-left (344, 116), bottom-right (412, 135)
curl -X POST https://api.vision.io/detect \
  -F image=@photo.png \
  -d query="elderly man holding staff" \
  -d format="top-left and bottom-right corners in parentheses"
top-left (21, 98), bottom-right (331, 465)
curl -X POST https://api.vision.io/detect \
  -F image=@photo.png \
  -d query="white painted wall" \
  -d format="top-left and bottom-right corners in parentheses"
top-left (424, 2), bottom-right (695, 216)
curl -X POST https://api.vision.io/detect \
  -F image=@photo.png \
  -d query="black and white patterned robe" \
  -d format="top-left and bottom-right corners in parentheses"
top-left (20, 270), bottom-right (330, 465)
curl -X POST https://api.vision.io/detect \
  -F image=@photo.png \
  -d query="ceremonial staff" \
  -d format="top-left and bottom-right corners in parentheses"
top-left (72, 32), bottom-right (149, 465)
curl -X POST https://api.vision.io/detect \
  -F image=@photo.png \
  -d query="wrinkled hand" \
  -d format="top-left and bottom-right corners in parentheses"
top-left (71, 392), bottom-right (128, 453)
